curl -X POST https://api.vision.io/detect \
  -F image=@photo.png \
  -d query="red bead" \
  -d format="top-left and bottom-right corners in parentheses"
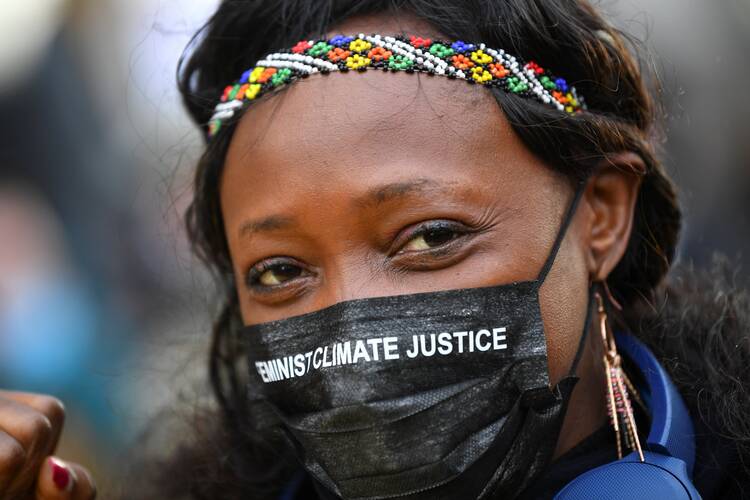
top-left (291, 40), bottom-right (312, 54)
top-left (221, 85), bottom-right (233, 102)
top-left (525, 61), bottom-right (544, 75)
top-left (409, 35), bottom-right (432, 49)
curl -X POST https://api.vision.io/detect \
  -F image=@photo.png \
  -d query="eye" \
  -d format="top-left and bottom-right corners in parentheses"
top-left (246, 258), bottom-right (307, 289)
top-left (396, 220), bottom-right (468, 254)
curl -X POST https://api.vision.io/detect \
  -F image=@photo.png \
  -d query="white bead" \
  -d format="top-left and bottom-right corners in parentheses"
top-left (215, 100), bottom-right (242, 112)
top-left (211, 109), bottom-right (235, 120)
top-left (209, 31), bottom-right (584, 134)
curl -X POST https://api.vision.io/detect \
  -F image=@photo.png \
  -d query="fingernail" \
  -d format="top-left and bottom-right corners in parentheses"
top-left (50, 457), bottom-right (73, 492)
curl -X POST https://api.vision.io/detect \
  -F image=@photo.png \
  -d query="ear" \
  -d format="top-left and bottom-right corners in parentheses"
top-left (582, 152), bottom-right (644, 281)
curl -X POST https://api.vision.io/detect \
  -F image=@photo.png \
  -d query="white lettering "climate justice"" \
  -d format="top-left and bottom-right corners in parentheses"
top-left (255, 327), bottom-right (507, 383)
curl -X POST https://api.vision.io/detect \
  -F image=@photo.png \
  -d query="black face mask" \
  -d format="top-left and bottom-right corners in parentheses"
top-left (241, 184), bottom-right (593, 500)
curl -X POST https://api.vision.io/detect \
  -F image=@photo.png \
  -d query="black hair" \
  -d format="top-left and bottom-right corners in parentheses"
top-left (129, 1), bottom-right (750, 498)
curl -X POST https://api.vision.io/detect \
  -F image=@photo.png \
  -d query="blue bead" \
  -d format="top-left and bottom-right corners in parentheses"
top-left (329, 35), bottom-right (353, 47)
top-left (451, 41), bottom-right (474, 53)
top-left (555, 78), bottom-right (568, 92)
top-left (455, 41), bottom-right (475, 52)
top-left (241, 69), bottom-right (252, 83)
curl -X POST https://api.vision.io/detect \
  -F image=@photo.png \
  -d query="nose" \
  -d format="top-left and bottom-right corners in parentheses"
top-left (313, 254), bottom-right (393, 308)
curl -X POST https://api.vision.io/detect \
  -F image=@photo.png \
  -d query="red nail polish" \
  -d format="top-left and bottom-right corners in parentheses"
top-left (50, 458), bottom-right (71, 491)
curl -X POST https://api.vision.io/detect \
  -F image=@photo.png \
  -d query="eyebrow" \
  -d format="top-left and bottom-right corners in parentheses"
top-left (237, 178), bottom-right (452, 239)
top-left (354, 178), bottom-right (447, 208)
top-left (238, 214), bottom-right (297, 238)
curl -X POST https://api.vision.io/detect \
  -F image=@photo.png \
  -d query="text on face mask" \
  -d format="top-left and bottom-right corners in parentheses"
top-left (254, 327), bottom-right (507, 383)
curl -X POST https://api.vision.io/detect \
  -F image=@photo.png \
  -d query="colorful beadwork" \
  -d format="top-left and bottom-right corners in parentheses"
top-left (207, 33), bottom-right (586, 137)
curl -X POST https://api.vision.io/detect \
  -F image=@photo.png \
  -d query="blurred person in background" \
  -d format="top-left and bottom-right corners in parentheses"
top-left (0, 0), bottom-right (216, 498)
top-left (1, 0), bottom-right (749, 499)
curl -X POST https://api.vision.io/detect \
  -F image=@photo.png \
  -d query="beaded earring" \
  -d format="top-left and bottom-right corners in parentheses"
top-left (595, 288), bottom-right (645, 461)
top-left (207, 33), bottom-right (586, 137)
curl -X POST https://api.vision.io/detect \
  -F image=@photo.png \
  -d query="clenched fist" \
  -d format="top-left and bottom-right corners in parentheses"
top-left (0, 391), bottom-right (96, 499)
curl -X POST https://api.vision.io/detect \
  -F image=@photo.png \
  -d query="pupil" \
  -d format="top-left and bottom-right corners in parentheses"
top-left (275, 264), bottom-right (302, 280)
top-left (423, 229), bottom-right (456, 247)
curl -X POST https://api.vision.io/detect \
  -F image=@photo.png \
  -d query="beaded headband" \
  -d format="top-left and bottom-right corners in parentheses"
top-left (208, 33), bottom-right (586, 137)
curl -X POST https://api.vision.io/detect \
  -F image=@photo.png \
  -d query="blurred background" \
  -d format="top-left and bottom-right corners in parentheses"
top-left (0, 0), bottom-right (748, 496)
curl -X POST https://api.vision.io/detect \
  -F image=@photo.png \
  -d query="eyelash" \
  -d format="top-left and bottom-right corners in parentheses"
top-left (244, 220), bottom-right (473, 291)
top-left (245, 256), bottom-right (308, 291)
top-left (390, 219), bottom-right (471, 256)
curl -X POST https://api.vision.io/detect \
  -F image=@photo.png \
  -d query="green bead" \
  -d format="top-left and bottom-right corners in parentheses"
top-left (429, 43), bottom-right (454, 58)
top-left (308, 41), bottom-right (333, 57)
top-left (506, 77), bottom-right (528, 93)
top-left (540, 75), bottom-right (556, 90)
top-left (388, 54), bottom-right (413, 70)
top-left (227, 84), bottom-right (240, 100)
top-left (271, 68), bottom-right (292, 86)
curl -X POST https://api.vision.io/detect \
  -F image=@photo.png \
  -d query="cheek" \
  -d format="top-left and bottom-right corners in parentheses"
top-left (537, 230), bottom-right (591, 384)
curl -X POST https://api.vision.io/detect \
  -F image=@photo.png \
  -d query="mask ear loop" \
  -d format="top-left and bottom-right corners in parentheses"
top-left (536, 180), bottom-right (587, 285)
top-left (533, 179), bottom-right (589, 376)
top-left (567, 290), bottom-right (594, 377)
top-left (532, 179), bottom-right (590, 403)
top-left (566, 276), bottom-right (622, 379)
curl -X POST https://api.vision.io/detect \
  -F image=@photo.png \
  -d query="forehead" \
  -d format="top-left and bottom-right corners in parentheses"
top-left (220, 66), bottom-right (551, 205)
top-left (230, 67), bottom-right (501, 159)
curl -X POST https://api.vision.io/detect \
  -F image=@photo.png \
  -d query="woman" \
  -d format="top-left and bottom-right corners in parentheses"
top-left (2, 0), bottom-right (749, 499)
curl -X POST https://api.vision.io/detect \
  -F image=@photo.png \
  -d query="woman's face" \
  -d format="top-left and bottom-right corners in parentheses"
top-left (219, 14), bottom-right (640, 457)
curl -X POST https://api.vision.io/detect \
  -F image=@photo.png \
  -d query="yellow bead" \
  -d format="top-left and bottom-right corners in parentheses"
top-left (345, 54), bottom-right (371, 69)
top-left (249, 67), bottom-right (265, 83)
top-left (349, 38), bottom-right (372, 53)
top-left (246, 84), bottom-right (262, 99)
top-left (471, 66), bottom-right (492, 83)
top-left (470, 49), bottom-right (493, 65)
